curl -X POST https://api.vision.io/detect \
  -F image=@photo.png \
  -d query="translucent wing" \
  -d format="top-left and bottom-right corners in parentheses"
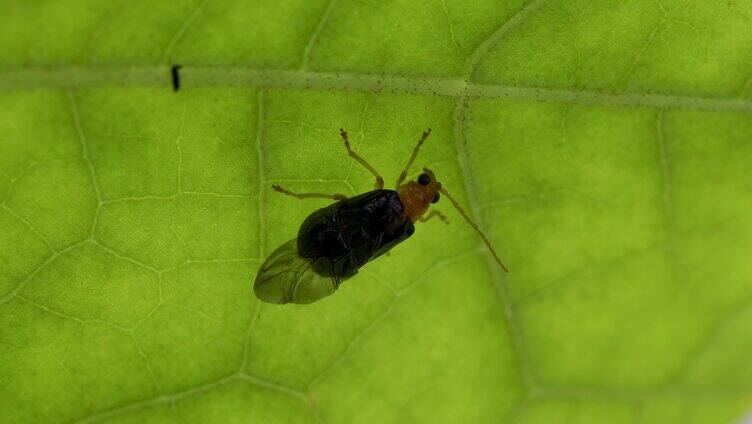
top-left (254, 239), bottom-right (339, 305)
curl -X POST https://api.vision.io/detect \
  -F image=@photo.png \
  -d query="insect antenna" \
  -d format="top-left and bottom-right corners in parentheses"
top-left (438, 187), bottom-right (509, 273)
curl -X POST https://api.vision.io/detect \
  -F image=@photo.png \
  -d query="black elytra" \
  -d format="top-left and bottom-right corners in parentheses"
top-left (297, 189), bottom-right (414, 282)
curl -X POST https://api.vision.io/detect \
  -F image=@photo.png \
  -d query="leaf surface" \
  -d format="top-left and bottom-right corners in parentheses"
top-left (1, 1), bottom-right (752, 423)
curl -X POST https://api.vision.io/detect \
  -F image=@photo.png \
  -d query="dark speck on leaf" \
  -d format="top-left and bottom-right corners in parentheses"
top-left (171, 65), bottom-right (182, 92)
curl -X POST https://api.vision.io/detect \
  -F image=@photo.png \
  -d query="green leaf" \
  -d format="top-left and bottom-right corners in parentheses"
top-left (1, 0), bottom-right (752, 423)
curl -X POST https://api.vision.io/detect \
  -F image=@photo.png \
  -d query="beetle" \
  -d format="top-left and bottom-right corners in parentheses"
top-left (253, 128), bottom-right (508, 304)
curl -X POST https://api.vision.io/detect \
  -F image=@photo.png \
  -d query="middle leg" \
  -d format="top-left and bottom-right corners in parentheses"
top-left (271, 185), bottom-right (347, 202)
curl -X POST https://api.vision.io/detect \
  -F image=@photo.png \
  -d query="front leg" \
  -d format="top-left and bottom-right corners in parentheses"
top-left (419, 210), bottom-right (449, 225)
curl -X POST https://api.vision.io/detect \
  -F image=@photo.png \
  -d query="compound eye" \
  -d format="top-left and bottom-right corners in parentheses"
top-left (432, 192), bottom-right (440, 203)
top-left (418, 174), bottom-right (431, 186)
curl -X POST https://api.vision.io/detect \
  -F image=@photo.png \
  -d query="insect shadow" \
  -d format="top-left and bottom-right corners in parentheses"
top-left (254, 128), bottom-right (508, 305)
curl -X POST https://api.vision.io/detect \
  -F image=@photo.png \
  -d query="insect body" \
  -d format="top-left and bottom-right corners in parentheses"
top-left (254, 129), bottom-right (508, 305)
top-left (297, 188), bottom-right (414, 281)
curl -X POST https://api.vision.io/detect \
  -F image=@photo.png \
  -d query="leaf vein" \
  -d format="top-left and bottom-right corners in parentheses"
top-left (451, 0), bottom-right (550, 397)
top-left (240, 88), bottom-right (267, 373)
top-left (3, 66), bottom-right (752, 114)
top-left (161, 0), bottom-right (207, 63)
top-left (68, 89), bottom-right (103, 236)
top-left (301, 0), bottom-right (338, 70)
top-left (0, 239), bottom-right (88, 305)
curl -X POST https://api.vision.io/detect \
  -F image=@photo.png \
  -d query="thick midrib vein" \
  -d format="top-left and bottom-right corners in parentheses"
top-left (1, 66), bottom-right (751, 114)
top-left (450, 0), bottom-right (549, 403)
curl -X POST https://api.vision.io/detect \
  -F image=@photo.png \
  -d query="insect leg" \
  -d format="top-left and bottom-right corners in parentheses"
top-left (271, 185), bottom-right (347, 201)
top-left (396, 128), bottom-right (431, 187)
top-left (339, 128), bottom-right (384, 190)
top-left (419, 210), bottom-right (449, 225)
